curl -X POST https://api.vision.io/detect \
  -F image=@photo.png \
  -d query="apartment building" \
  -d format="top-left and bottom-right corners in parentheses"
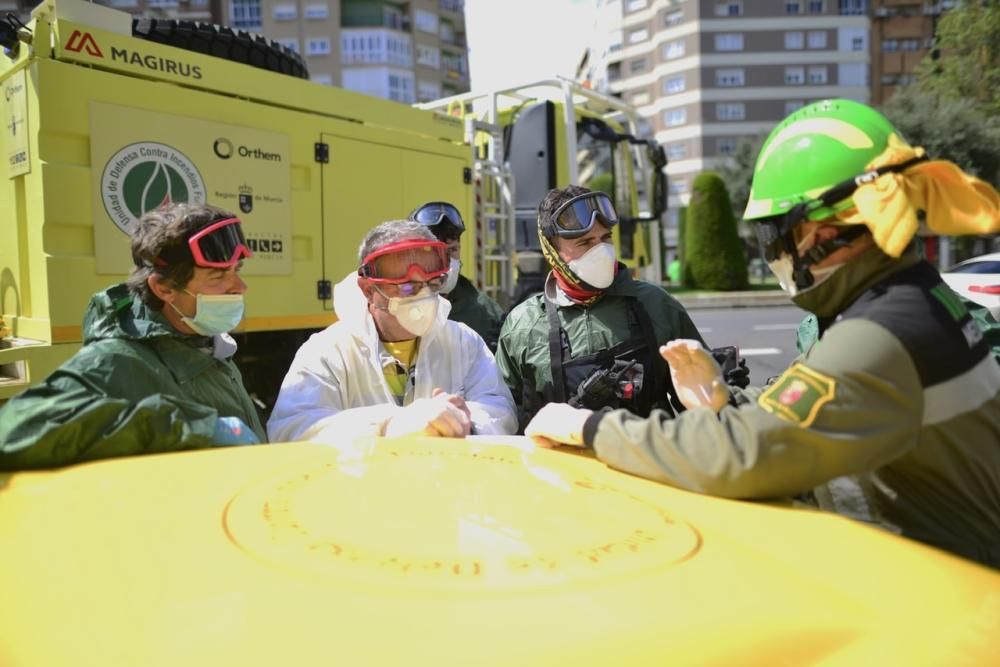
top-left (1, 0), bottom-right (218, 25)
top-left (588, 0), bottom-right (871, 233)
top-left (870, 0), bottom-right (952, 105)
top-left (228, 0), bottom-right (468, 101)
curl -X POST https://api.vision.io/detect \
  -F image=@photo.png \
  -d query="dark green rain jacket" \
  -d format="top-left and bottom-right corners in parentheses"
top-left (497, 269), bottom-right (705, 429)
top-left (446, 275), bottom-right (505, 353)
top-left (0, 284), bottom-right (265, 470)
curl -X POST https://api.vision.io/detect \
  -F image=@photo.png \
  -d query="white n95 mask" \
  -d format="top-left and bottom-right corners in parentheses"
top-left (387, 288), bottom-right (440, 337)
top-left (568, 242), bottom-right (616, 289)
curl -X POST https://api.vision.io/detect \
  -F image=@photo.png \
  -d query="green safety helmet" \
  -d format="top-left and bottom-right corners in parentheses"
top-left (744, 99), bottom-right (898, 223)
top-left (744, 99), bottom-right (926, 291)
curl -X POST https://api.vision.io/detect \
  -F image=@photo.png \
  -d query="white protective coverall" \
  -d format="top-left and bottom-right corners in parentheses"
top-left (267, 273), bottom-right (517, 443)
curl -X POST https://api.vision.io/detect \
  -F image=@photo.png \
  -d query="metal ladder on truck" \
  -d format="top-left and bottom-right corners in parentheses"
top-left (465, 117), bottom-right (515, 309)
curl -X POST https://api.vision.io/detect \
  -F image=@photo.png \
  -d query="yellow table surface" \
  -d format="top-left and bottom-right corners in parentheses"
top-left (1, 437), bottom-right (998, 666)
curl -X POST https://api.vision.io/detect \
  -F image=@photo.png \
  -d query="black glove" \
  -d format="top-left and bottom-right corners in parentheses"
top-left (711, 346), bottom-right (750, 389)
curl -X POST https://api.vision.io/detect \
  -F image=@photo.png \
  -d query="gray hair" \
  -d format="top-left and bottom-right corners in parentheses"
top-left (358, 220), bottom-right (437, 264)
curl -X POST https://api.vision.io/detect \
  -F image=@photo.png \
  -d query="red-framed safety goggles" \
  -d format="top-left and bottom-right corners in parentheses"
top-left (359, 239), bottom-right (449, 294)
top-left (184, 217), bottom-right (253, 269)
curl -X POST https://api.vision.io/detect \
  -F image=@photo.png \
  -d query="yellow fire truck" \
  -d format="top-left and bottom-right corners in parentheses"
top-left (0, 0), bottom-right (666, 410)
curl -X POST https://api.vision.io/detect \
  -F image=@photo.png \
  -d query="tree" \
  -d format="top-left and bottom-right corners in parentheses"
top-left (684, 172), bottom-right (749, 291)
top-left (917, 1), bottom-right (1000, 118)
top-left (717, 134), bottom-right (764, 220)
top-left (881, 87), bottom-right (1000, 187)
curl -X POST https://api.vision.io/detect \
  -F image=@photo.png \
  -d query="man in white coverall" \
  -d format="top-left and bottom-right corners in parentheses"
top-left (268, 220), bottom-right (517, 443)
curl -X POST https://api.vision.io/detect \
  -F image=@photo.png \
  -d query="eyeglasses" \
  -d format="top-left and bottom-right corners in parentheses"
top-left (550, 192), bottom-right (619, 239)
top-left (359, 239), bottom-right (449, 296)
top-left (410, 202), bottom-right (465, 239)
top-left (187, 217), bottom-right (253, 268)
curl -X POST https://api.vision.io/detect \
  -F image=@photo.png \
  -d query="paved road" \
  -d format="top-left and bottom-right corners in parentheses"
top-left (687, 305), bottom-right (809, 385)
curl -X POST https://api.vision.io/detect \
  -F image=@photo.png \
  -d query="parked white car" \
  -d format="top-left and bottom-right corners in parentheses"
top-left (941, 252), bottom-right (1000, 319)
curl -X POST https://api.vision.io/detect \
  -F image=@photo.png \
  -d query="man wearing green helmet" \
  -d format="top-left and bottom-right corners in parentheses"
top-left (523, 99), bottom-right (1000, 568)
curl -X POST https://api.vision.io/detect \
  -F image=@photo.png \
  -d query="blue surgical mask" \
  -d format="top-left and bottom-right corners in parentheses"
top-left (170, 290), bottom-right (245, 336)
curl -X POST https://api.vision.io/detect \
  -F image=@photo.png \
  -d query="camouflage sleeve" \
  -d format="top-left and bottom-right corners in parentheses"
top-left (588, 319), bottom-right (922, 499)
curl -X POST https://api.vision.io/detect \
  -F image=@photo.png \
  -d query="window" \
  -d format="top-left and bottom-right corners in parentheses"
top-left (880, 73), bottom-right (899, 85)
top-left (785, 100), bottom-right (806, 115)
top-left (838, 27), bottom-right (866, 52)
top-left (275, 38), bottom-right (299, 53)
top-left (664, 108), bottom-right (687, 126)
top-left (785, 31), bottom-right (804, 49)
top-left (629, 28), bottom-right (649, 44)
top-left (109, 0), bottom-right (138, 7)
top-left (626, 0), bottom-right (647, 10)
top-left (416, 44), bottom-right (440, 68)
top-left (440, 0), bottom-right (464, 12)
top-left (838, 62), bottom-right (867, 86)
top-left (630, 57), bottom-right (648, 73)
top-left (442, 53), bottom-right (467, 77)
top-left (717, 138), bottom-right (737, 155)
top-left (715, 1), bottom-right (741, 16)
top-left (807, 0), bottom-right (824, 11)
top-left (341, 31), bottom-right (413, 66)
top-left (388, 71), bottom-right (415, 103)
top-left (663, 40), bottom-right (685, 60)
top-left (881, 39), bottom-right (899, 52)
top-left (898, 73), bottom-right (915, 86)
top-left (272, 4), bottom-right (296, 20)
top-left (715, 67), bottom-right (744, 87)
top-left (666, 142), bottom-right (687, 160)
top-left (664, 10), bottom-right (683, 26)
top-left (715, 33), bottom-right (743, 51)
top-left (307, 37), bottom-right (331, 55)
top-left (414, 9), bottom-right (438, 33)
top-left (838, 0), bottom-right (867, 15)
top-left (807, 66), bottom-right (827, 84)
top-left (304, 4), bottom-right (329, 19)
top-left (664, 75), bottom-right (685, 94)
top-left (311, 73), bottom-right (333, 85)
top-left (147, 0), bottom-right (178, 6)
top-left (383, 6), bottom-right (405, 29)
top-left (716, 102), bottom-right (745, 120)
top-left (439, 21), bottom-right (456, 43)
top-left (608, 30), bottom-right (623, 53)
top-left (785, 66), bottom-right (805, 84)
top-left (669, 179), bottom-right (687, 195)
top-left (807, 31), bottom-right (827, 48)
top-left (785, 1), bottom-right (801, 13)
top-left (632, 91), bottom-right (651, 105)
top-left (230, 0), bottom-right (261, 30)
top-left (901, 38), bottom-right (920, 51)
top-left (417, 79), bottom-right (442, 102)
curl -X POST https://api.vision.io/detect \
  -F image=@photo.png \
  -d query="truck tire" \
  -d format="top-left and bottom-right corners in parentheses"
top-left (131, 18), bottom-right (309, 80)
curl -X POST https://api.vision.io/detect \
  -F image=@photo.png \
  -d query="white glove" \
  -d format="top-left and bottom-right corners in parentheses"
top-left (660, 340), bottom-right (729, 413)
top-left (524, 403), bottom-right (592, 448)
top-left (384, 392), bottom-right (472, 438)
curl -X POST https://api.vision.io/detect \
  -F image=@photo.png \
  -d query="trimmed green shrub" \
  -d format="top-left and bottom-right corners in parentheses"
top-left (685, 172), bottom-right (749, 291)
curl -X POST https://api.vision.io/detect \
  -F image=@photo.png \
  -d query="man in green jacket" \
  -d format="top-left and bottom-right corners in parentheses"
top-left (496, 185), bottom-right (709, 431)
top-left (0, 203), bottom-right (265, 470)
top-left (409, 201), bottom-right (505, 352)
top-left (525, 100), bottom-right (1000, 568)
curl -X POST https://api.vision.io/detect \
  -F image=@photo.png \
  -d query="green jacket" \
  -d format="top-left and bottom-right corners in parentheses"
top-left (585, 261), bottom-right (1000, 568)
top-left (497, 270), bottom-right (705, 429)
top-left (0, 284), bottom-right (265, 470)
top-left (446, 275), bottom-right (505, 352)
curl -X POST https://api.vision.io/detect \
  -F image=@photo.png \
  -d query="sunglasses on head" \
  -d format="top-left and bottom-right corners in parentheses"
top-left (410, 202), bottom-right (465, 239)
top-left (550, 192), bottom-right (619, 239)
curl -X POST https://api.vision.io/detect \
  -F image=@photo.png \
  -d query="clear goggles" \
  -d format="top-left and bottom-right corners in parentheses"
top-left (154, 217), bottom-right (252, 269)
top-left (359, 239), bottom-right (450, 297)
top-left (550, 192), bottom-right (619, 239)
top-left (410, 202), bottom-right (466, 239)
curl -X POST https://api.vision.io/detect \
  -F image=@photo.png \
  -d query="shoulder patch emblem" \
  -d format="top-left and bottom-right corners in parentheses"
top-left (758, 363), bottom-right (836, 427)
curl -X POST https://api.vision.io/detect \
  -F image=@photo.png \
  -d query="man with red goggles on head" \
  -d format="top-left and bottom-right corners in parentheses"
top-left (0, 204), bottom-right (265, 471)
top-left (408, 201), bottom-right (505, 352)
top-left (496, 185), bottom-right (731, 432)
top-left (268, 220), bottom-right (516, 444)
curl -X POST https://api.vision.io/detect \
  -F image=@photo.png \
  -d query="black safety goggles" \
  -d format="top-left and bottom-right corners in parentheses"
top-left (550, 192), bottom-right (619, 239)
top-left (411, 202), bottom-right (465, 240)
